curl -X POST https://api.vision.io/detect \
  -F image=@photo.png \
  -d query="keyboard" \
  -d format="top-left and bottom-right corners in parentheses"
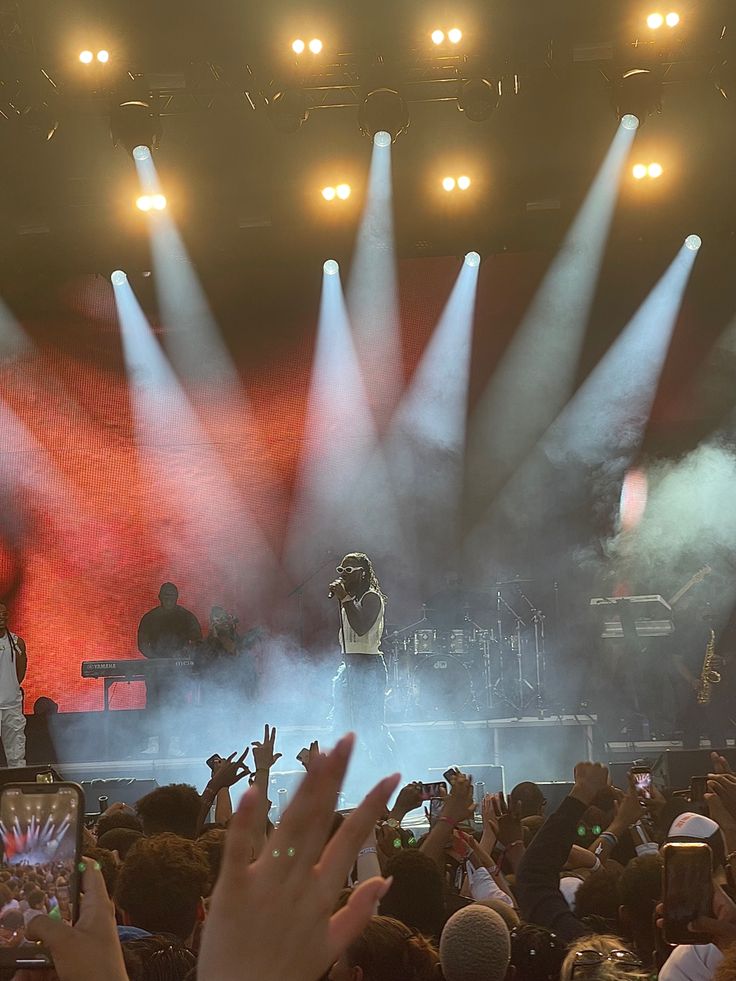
top-left (81, 658), bottom-right (194, 679)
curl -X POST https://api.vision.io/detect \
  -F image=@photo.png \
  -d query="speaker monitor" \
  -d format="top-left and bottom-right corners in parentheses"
top-left (652, 748), bottom-right (736, 791)
top-left (79, 778), bottom-right (159, 813)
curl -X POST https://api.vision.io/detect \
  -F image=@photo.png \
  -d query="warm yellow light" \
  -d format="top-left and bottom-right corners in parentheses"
top-left (322, 186), bottom-right (336, 201)
top-left (79, 50), bottom-right (93, 64)
top-left (665, 11), bottom-right (680, 26)
top-left (335, 183), bottom-right (351, 200)
top-left (632, 164), bottom-right (647, 180)
top-left (136, 195), bottom-right (152, 211)
top-left (96, 49), bottom-right (109, 63)
top-left (292, 39), bottom-right (305, 54)
top-left (648, 162), bottom-right (663, 178)
top-left (151, 193), bottom-right (167, 210)
top-left (457, 175), bottom-right (471, 190)
top-left (448, 28), bottom-right (463, 44)
top-left (442, 176), bottom-right (456, 192)
top-left (647, 12), bottom-right (664, 28)
top-left (308, 38), bottom-right (323, 54)
top-left (431, 29), bottom-right (445, 45)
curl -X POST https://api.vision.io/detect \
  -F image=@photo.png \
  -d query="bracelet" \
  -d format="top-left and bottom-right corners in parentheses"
top-left (255, 768), bottom-right (269, 773)
top-left (358, 847), bottom-right (378, 857)
top-left (599, 831), bottom-right (618, 847)
top-left (438, 816), bottom-right (457, 829)
top-left (591, 856), bottom-right (602, 871)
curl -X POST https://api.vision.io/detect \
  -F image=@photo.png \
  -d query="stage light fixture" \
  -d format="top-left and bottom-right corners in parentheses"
top-left (97, 50), bottom-right (109, 63)
top-left (308, 38), bottom-right (323, 54)
top-left (111, 270), bottom-right (127, 286)
top-left (632, 163), bottom-right (647, 179)
top-left (335, 183), bottom-right (351, 200)
top-left (665, 12), bottom-right (680, 26)
top-left (448, 28), bottom-right (463, 44)
top-left (431, 29), bottom-right (445, 45)
top-left (79, 50), bottom-right (93, 64)
top-left (374, 131), bottom-right (391, 148)
top-left (323, 259), bottom-right (339, 275)
top-left (442, 176), bottom-right (456, 191)
top-left (111, 100), bottom-right (162, 154)
top-left (621, 113), bottom-right (640, 130)
top-left (292, 39), bottom-right (305, 54)
top-left (647, 162), bottom-right (663, 178)
top-left (615, 69), bottom-right (662, 127)
top-left (322, 186), bottom-right (336, 201)
top-left (133, 145), bottom-right (150, 161)
top-left (685, 234), bottom-right (701, 251)
top-left (457, 175), bottom-right (471, 190)
top-left (358, 87), bottom-right (409, 143)
top-left (458, 78), bottom-right (500, 122)
top-left (647, 12), bottom-right (664, 28)
top-left (267, 88), bottom-right (309, 132)
top-left (150, 193), bottom-right (167, 210)
top-left (465, 251), bottom-right (481, 267)
top-left (136, 195), bottom-right (153, 212)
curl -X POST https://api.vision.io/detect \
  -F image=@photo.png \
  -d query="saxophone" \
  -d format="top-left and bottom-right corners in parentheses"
top-left (696, 629), bottom-right (721, 705)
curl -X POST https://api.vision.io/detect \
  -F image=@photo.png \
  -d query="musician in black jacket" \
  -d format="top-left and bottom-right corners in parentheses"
top-left (137, 583), bottom-right (202, 756)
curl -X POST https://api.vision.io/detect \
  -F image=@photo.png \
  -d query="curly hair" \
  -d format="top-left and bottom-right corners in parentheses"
top-left (135, 784), bottom-right (201, 840)
top-left (115, 834), bottom-right (209, 941)
top-left (121, 934), bottom-right (197, 981)
top-left (345, 915), bottom-right (438, 981)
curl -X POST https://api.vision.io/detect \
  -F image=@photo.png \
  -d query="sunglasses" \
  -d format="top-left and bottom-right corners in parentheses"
top-left (571, 950), bottom-right (643, 976)
top-left (336, 565), bottom-right (363, 575)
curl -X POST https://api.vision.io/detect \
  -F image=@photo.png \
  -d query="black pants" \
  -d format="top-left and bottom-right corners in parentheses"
top-left (331, 654), bottom-right (391, 762)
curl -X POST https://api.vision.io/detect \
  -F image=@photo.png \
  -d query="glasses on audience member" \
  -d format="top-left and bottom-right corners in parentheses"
top-left (336, 565), bottom-right (363, 575)
top-left (571, 950), bottom-right (643, 977)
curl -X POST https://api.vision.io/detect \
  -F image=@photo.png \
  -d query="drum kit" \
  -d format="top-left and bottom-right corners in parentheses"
top-left (384, 578), bottom-right (550, 721)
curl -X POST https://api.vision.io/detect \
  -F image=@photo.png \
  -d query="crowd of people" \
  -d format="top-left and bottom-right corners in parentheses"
top-left (5, 723), bottom-right (736, 981)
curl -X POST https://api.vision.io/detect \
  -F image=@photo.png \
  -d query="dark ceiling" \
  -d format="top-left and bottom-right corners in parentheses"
top-left (0, 0), bottom-right (734, 292)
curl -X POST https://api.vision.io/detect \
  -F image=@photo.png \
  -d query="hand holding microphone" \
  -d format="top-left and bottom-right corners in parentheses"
top-left (328, 578), bottom-right (348, 600)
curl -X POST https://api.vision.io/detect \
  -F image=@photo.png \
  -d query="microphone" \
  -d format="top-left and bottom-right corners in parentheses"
top-left (328, 577), bottom-right (344, 599)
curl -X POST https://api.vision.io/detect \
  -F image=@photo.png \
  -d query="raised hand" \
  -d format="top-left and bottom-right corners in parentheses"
top-left (388, 781), bottom-right (423, 821)
top-left (252, 724), bottom-right (283, 772)
top-left (711, 752), bottom-right (734, 776)
top-left (197, 733), bottom-right (400, 981)
top-left (442, 773), bottom-right (475, 826)
top-left (495, 792), bottom-right (524, 847)
top-left (208, 750), bottom-right (251, 794)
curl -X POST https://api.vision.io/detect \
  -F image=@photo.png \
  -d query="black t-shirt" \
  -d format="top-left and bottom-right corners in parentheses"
top-left (137, 606), bottom-right (202, 659)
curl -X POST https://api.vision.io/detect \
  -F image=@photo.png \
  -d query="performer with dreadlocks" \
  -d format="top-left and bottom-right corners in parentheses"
top-left (328, 552), bottom-right (391, 761)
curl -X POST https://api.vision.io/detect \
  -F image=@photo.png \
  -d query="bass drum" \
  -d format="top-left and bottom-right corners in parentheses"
top-left (413, 654), bottom-right (477, 718)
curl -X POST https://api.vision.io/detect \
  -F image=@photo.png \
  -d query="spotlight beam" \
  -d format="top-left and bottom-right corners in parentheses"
top-left (465, 118), bottom-right (637, 517)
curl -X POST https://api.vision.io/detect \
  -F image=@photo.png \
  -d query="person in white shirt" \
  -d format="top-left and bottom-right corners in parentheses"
top-left (328, 552), bottom-right (390, 762)
top-left (0, 603), bottom-right (27, 767)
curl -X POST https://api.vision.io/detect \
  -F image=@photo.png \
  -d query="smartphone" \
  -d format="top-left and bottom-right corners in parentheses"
top-left (428, 797), bottom-right (444, 825)
top-left (443, 767), bottom-right (460, 785)
top-left (690, 776), bottom-right (708, 804)
top-left (0, 782), bottom-right (84, 970)
top-left (206, 754), bottom-right (223, 771)
top-left (662, 842), bottom-right (713, 945)
top-left (296, 748), bottom-right (309, 767)
top-left (421, 781), bottom-right (445, 801)
top-left (631, 766), bottom-right (653, 800)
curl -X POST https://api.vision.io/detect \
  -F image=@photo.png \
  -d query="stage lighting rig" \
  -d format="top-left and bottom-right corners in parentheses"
top-left (614, 68), bottom-right (662, 127)
top-left (79, 50), bottom-right (93, 64)
top-left (321, 184), bottom-right (351, 201)
top-left (358, 87), bottom-right (409, 143)
top-left (646, 11), bottom-right (680, 29)
top-left (632, 161), bottom-right (663, 179)
top-left (136, 193), bottom-right (167, 212)
top-left (267, 87), bottom-right (309, 132)
top-left (442, 175), bottom-right (471, 191)
top-left (458, 78), bottom-right (500, 122)
top-left (111, 99), bottom-right (162, 155)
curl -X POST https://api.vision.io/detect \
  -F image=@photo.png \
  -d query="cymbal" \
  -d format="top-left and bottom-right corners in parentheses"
top-left (496, 578), bottom-right (535, 586)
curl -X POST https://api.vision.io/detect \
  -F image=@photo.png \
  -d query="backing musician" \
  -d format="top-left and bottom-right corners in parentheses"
top-left (329, 552), bottom-right (391, 762)
top-left (197, 606), bottom-right (259, 695)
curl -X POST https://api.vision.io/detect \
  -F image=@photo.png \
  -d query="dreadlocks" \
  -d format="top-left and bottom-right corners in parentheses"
top-left (351, 552), bottom-right (387, 599)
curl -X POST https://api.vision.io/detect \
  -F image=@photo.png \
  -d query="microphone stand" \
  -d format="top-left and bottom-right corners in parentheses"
top-left (287, 554), bottom-right (336, 649)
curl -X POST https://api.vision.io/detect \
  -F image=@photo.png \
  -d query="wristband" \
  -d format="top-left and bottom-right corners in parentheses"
top-left (358, 847), bottom-right (378, 857)
top-left (599, 831), bottom-right (618, 847)
top-left (439, 816), bottom-right (457, 830)
top-left (591, 856), bottom-right (602, 872)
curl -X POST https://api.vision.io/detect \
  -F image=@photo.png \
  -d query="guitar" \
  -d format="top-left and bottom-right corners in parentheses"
top-left (667, 565), bottom-right (712, 608)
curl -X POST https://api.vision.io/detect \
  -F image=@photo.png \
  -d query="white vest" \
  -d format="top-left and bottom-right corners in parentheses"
top-left (0, 633), bottom-right (22, 708)
top-left (340, 591), bottom-right (384, 655)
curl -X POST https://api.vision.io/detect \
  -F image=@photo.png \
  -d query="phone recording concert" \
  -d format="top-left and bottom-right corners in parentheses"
top-left (2, 0), bottom-right (736, 978)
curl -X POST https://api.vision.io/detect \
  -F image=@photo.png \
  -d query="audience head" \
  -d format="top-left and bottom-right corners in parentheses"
top-left (195, 828), bottom-right (227, 893)
top-left (114, 833), bottom-right (209, 942)
top-left (478, 898), bottom-right (520, 932)
top-left (618, 854), bottom-right (662, 965)
top-left (510, 782), bottom-right (546, 819)
top-left (511, 924), bottom-right (566, 981)
top-left (96, 808), bottom-right (143, 839)
top-left (573, 868), bottom-right (623, 926)
top-left (98, 827), bottom-right (144, 861)
top-left (329, 915), bottom-right (439, 981)
top-left (135, 784), bottom-right (201, 839)
top-left (440, 904), bottom-right (511, 981)
top-left (121, 934), bottom-right (197, 981)
top-left (560, 934), bottom-right (645, 981)
top-left (379, 849), bottom-right (446, 941)
top-left (667, 812), bottom-right (726, 870)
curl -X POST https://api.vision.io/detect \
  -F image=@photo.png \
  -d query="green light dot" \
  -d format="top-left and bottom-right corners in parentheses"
top-left (577, 826), bottom-right (586, 837)
top-left (272, 849), bottom-right (281, 858)
top-left (77, 862), bottom-right (87, 873)
top-left (287, 846), bottom-right (296, 858)
top-left (592, 825), bottom-right (602, 836)
top-left (393, 838), bottom-right (402, 849)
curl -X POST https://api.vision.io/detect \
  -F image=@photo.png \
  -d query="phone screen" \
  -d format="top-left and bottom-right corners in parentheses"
top-left (662, 842), bottom-right (713, 945)
top-left (631, 768), bottom-right (653, 799)
top-left (421, 781), bottom-right (445, 802)
top-left (0, 783), bottom-right (83, 965)
top-left (690, 776), bottom-right (708, 804)
top-left (428, 797), bottom-right (444, 825)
